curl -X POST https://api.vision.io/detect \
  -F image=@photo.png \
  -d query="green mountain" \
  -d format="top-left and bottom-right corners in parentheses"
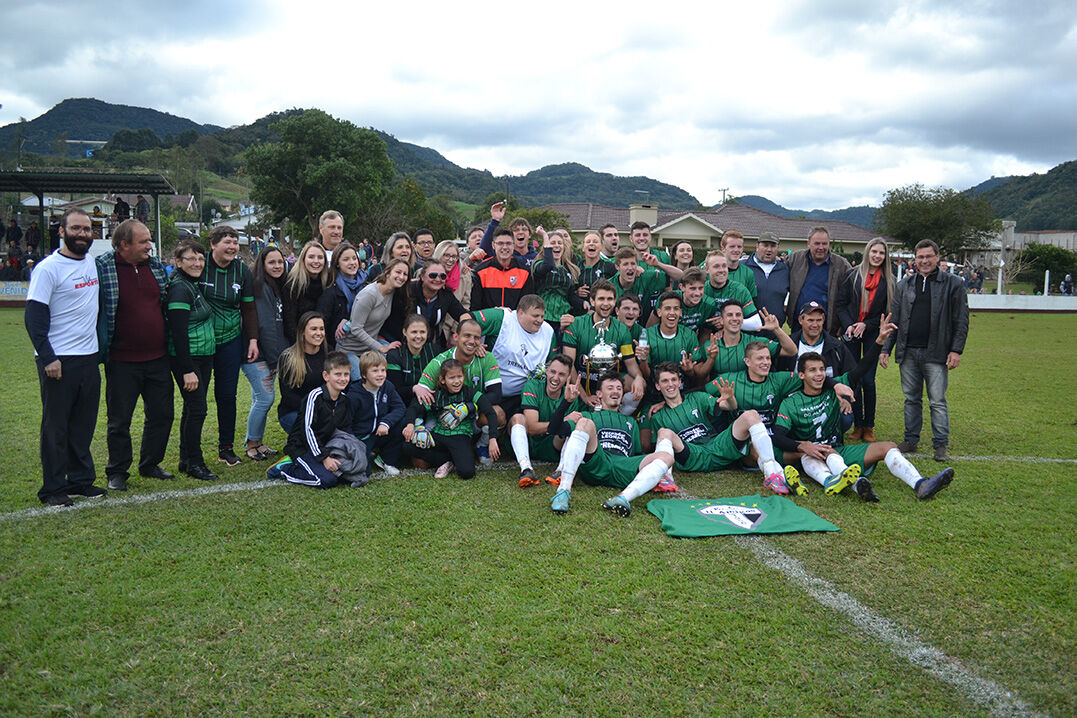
top-left (738, 195), bottom-right (877, 229)
top-left (0, 98), bottom-right (221, 156)
top-left (975, 161), bottom-right (1077, 231)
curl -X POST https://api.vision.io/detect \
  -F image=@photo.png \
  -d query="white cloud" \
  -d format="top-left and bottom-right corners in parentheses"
top-left (1, 0), bottom-right (1074, 209)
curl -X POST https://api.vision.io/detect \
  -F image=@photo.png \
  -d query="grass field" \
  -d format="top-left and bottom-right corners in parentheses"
top-left (0, 309), bottom-right (1074, 716)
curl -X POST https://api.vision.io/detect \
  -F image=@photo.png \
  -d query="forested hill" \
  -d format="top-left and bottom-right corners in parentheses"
top-left (0, 98), bottom-right (221, 155)
top-left (972, 161), bottom-right (1077, 231)
top-left (738, 195), bottom-right (877, 230)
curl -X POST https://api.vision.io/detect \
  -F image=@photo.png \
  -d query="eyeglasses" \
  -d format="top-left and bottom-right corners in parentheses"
top-left (426, 272), bottom-right (447, 280)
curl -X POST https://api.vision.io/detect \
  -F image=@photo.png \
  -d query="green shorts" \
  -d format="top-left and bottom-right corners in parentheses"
top-left (580, 451), bottom-right (644, 489)
top-left (835, 443), bottom-right (877, 477)
top-left (676, 427), bottom-right (749, 473)
top-left (530, 435), bottom-right (564, 464)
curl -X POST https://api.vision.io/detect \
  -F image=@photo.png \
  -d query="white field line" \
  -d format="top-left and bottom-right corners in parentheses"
top-left (911, 453), bottom-right (1076, 464)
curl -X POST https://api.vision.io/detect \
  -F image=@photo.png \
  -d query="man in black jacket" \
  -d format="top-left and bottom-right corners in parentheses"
top-left (880, 240), bottom-right (969, 461)
top-left (741, 231), bottom-right (789, 331)
top-left (775, 302), bottom-right (856, 378)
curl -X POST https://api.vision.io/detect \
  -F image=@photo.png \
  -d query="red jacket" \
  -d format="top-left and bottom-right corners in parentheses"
top-left (471, 256), bottom-right (533, 310)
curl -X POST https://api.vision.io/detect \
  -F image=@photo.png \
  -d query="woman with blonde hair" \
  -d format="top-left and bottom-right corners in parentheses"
top-left (366, 231), bottom-right (414, 283)
top-left (282, 241), bottom-right (329, 343)
top-left (836, 237), bottom-right (895, 443)
top-left (432, 239), bottom-right (472, 345)
top-left (532, 227), bottom-right (583, 339)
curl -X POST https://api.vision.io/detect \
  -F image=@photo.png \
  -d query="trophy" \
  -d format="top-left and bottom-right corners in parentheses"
top-left (585, 319), bottom-right (619, 394)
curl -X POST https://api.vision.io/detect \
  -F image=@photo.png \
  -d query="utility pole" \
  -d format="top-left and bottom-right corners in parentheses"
top-left (717, 187), bottom-right (730, 205)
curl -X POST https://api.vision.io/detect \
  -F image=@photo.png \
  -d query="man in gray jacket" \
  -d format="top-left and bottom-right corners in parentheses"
top-left (880, 240), bottom-right (969, 461)
top-left (784, 226), bottom-right (852, 336)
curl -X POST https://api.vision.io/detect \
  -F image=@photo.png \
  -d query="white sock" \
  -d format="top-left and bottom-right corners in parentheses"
top-left (621, 459), bottom-right (669, 502)
top-left (802, 456), bottom-right (831, 486)
top-left (510, 424), bottom-right (531, 471)
top-left (558, 430), bottom-right (589, 492)
top-left (885, 447), bottom-right (922, 489)
top-left (620, 391), bottom-right (641, 416)
top-left (761, 459), bottom-right (783, 478)
top-left (655, 438), bottom-right (674, 457)
top-left (748, 422), bottom-right (776, 465)
top-left (825, 452), bottom-right (848, 475)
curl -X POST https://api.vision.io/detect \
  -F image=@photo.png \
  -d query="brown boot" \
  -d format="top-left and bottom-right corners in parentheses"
top-left (861, 427), bottom-right (876, 442)
top-left (847, 426), bottom-right (864, 443)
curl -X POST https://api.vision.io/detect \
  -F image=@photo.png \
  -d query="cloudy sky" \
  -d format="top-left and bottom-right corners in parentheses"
top-left (1, 0), bottom-right (1075, 209)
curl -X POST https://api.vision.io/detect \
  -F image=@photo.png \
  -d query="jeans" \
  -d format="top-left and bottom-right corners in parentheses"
top-left (344, 351), bottom-right (362, 383)
top-left (105, 356), bottom-right (174, 478)
top-left (279, 411), bottom-right (297, 434)
top-left (212, 335), bottom-right (243, 450)
top-left (241, 360), bottom-right (276, 443)
top-left (899, 347), bottom-right (950, 448)
top-left (847, 329), bottom-right (879, 428)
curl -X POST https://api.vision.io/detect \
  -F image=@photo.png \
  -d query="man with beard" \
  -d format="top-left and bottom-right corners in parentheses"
top-left (24, 209), bottom-right (106, 506)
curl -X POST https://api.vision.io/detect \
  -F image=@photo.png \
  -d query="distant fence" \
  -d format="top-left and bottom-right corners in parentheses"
top-left (969, 294), bottom-right (1077, 312)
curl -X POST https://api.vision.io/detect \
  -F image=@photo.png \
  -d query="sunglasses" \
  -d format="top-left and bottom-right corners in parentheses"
top-left (426, 272), bottom-right (447, 280)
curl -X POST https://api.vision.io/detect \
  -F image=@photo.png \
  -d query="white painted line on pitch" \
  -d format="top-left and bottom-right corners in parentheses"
top-left (735, 535), bottom-right (1043, 718)
top-left (911, 453), bottom-right (1076, 465)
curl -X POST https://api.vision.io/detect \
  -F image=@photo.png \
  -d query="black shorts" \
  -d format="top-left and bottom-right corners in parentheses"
top-left (500, 394), bottom-right (523, 419)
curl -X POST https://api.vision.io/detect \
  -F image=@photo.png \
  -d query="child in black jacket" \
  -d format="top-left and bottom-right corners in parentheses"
top-left (346, 351), bottom-right (406, 476)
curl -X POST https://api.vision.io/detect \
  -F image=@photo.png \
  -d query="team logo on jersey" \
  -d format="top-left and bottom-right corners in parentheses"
top-left (766, 393), bottom-right (775, 405)
top-left (697, 502), bottom-right (766, 530)
top-left (509, 276), bottom-right (518, 286)
top-left (232, 283), bottom-right (241, 293)
top-left (691, 409), bottom-right (699, 418)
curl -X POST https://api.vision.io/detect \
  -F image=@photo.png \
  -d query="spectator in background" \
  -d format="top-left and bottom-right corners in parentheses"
top-left (24, 208), bottom-right (105, 506)
top-left (836, 237), bottom-right (894, 444)
top-left (366, 231), bottom-right (413, 284)
top-left (785, 226), bottom-right (852, 335)
top-left (386, 314), bottom-right (439, 407)
top-left (599, 223), bottom-right (620, 260)
top-left (339, 258), bottom-right (410, 365)
top-left (742, 231), bottom-right (789, 332)
top-left (509, 218), bottom-right (538, 267)
top-left (471, 228), bottom-right (533, 311)
top-left (668, 239), bottom-right (696, 289)
top-left (317, 210), bottom-right (344, 259)
top-left (460, 225), bottom-right (485, 267)
top-left (6, 218), bottom-right (24, 247)
top-left (113, 195), bottom-right (130, 220)
top-left (1061, 274), bottom-right (1074, 296)
top-left (96, 219), bottom-right (173, 492)
top-left (576, 231), bottom-right (615, 310)
top-left (282, 241), bottom-right (328, 343)
top-left (408, 260), bottom-right (466, 351)
top-left (200, 225), bottom-right (260, 468)
top-left (242, 245), bottom-right (289, 462)
top-left (134, 195), bottom-right (150, 224)
top-left (531, 227), bottom-right (583, 338)
top-left (21, 258), bottom-right (35, 281)
top-left (24, 221), bottom-right (41, 250)
top-left (0, 257), bottom-right (17, 280)
top-left (881, 240), bottom-right (970, 462)
top-left (413, 229), bottom-right (436, 272)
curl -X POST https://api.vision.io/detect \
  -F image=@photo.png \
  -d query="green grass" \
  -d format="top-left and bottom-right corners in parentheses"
top-left (199, 171), bottom-right (250, 204)
top-left (0, 309), bottom-right (1074, 716)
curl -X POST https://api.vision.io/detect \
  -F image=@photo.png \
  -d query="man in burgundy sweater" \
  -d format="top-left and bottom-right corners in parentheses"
top-left (96, 220), bottom-right (174, 490)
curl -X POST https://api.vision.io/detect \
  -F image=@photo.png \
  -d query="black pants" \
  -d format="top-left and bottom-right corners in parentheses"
top-left (212, 335), bottom-right (243, 450)
top-left (406, 433), bottom-right (476, 479)
top-left (361, 418), bottom-right (406, 468)
top-left (847, 328), bottom-right (880, 428)
top-left (105, 356), bottom-right (174, 478)
top-left (37, 354), bottom-right (100, 502)
top-left (173, 355), bottom-right (213, 467)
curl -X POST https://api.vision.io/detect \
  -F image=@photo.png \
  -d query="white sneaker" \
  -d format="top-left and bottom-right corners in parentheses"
top-left (373, 455), bottom-right (400, 476)
top-left (434, 461), bottom-right (455, 479)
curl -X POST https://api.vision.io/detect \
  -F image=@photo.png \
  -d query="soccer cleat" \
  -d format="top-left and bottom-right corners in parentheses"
top-left (653, 469), bottom-right (679, 493)
top-left (544, 470), bottom-right (561, 486)
top-left (915, 467), bottom-right (954, 500)
top-left (763, 471), bottom-right (790, 495)
top-left (218, 447), bottom-right (242, 466)
top-left (783, 465), bottom-right (808, 496)
top-left (434, 461), bottom-right (455, 479)
top-left (550, 489), bottom-right (571, 514)
top-left (602, 495), bottom-right (632, 518)
top-left (853, 477), bottom-right (880, 503)
top-left (518, 468), bottom-right (540, 488)
top-left (824, 464), bottom-right (861, 496)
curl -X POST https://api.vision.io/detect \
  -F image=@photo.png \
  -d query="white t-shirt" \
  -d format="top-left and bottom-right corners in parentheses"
top-left (797, 338), bottom-right (834, 377)
top-left (491, 310), bottom-right (555, 396)
top-left (26, 250), bottom-right (100, 357)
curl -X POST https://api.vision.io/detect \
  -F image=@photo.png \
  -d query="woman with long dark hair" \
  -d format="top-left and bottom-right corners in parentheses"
top-left (365, 231), bottom-right (414, 284)
top-left (316, 242), bottom-right (365, 351)
top-left (240, 245), bottom-right (288, 461)
top-left (669, 240), bottom-right (696, 289)
top-left (837, 237), bottom-right (895, 443)
top-left (339, 258), bottom-right (410, 360)
top-left (282, 241), bottom-right (328, 343)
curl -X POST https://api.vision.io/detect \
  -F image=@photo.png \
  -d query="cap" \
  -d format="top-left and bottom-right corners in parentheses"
top-left (799, 301), bottom-right (826, 317)
top-left (757, 231), bottom-right (780, 245)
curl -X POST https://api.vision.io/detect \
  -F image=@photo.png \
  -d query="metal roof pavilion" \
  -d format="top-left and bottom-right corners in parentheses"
top-left (0, 170), bottom-right (176, 253)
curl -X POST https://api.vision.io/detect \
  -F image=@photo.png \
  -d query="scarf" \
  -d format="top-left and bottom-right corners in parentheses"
top-left (859, 268), bottom-right (881, 323)
top-left (445, 262), bottom-right (461, 292)
top-left (336, 273), bottom-right (363, 313)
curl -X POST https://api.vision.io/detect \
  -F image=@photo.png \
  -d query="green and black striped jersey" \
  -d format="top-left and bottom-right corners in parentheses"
top-left (579, 259), bottom-right (615, 287)
top-left (563, 314), bottom-right (635, 383)
top-left (727, 262), bottom-right (757, 299)
top-left (703, 279), bottom-right (756, 316)
top-left (643, 324), bottom-right (705, 367)
top-left (198, 258), bottom-right (254, 344)
top-left (646, 392), bottom-right (723, 445)
top-left (677, 292), bottom-right (719, 335)
top-left (709, 334), bottom-right (780, 377)
top-left (706, 370), bottom-right (802, 430)
top-left (583, 409), bottom-right (642, 457)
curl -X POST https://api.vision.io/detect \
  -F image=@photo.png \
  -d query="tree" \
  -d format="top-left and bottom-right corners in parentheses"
top-left (471, 192), bottom-right (519, 224)
top-left (874, 184), bottom-right (1001, 256)
top-left (246, 109), bottom-right (394, 236)
top-left (1015, 243), bottom-right (1077, 292)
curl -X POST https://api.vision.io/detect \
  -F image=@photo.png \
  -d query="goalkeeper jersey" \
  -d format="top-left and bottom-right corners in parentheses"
top-left (423, 388), bottom-right (482, 437)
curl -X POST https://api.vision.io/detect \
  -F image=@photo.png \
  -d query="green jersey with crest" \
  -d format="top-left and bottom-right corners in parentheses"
top-left (646, 391), bottom-right (724, 445)
top-left (727, 262), bottom-right (757, 298)
top-left (706, 370), bottom-right (802, 431)
top-left (614, 270), bottom-right (668, 318)
top-left (584, 409), bottom-right (642, 457)
top-left (677, 292), bottom-right (719, 335)
top-left (709, 334), bottom-right (780, 378)
top-left (520, 376), bottom-right (584, 421)
top-left (703, 279), bottom-right (757, 317)
top-left (774, 372), bottom-right (853, 447)
top-left (418, 348), bottom-right (501, 394)
top-left (643, 324), bottom-right (706, 367)
top-left (562, 314), bottom-right (635, 385)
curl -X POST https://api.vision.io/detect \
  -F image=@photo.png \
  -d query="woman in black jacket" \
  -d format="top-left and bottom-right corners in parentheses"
top-left (282, 242), bottom-right (328, 343)
top-left (407, 261), bottom-right (466, 351)
top-left (240, 246), bottom-right (288, 461)
top-left (276, 311), bottom-right (328, 433)
top-left (836, 237), bottom-right (895, 443)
